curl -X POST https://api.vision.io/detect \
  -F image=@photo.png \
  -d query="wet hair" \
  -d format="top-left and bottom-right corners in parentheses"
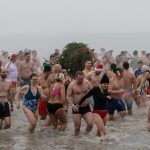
top-left (110, 63), bottom-right (117, 70)
top-left (123, 62), bottom-right (129, 69)
top-left (30, 73), bottom-right (38, 79)
top-left (138, 60), bottom-right (143, 65)
top-left (85, 60), bottom-right (92, 64)
top-left (44, 65), bottom-right (51, 72)
top-left (24, 52), bottom-right (30, 56)
top-left (75, 71), bottom-right (84, 78)
top-left (146, 53), bottom-right (150, 58)
top-left (133, 50), bottom-right (138, 56)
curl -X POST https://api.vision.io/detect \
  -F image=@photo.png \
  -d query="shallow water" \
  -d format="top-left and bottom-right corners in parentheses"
top-left (0, 102), bottom-right (150, 150)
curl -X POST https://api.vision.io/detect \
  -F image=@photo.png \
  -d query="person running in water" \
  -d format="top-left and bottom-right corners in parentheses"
top-left (122, 62), bottom-right (136, 115)
top-left (77, 73), bottom-right (110, 140)
top-left (38, 63), bottom-right (51, 120)
top-left (5, 53), bottom-right (18, 102)
top-left (67, 71), bottom-right (93, 136)
top-left (107, 66), bottom-right (126, 120)
top-left (0, 67), bottom-right (13, 129)
top-left (47, 73), bottom-right (67, 131)
top-left (16, 73), bottom-right (46, 133)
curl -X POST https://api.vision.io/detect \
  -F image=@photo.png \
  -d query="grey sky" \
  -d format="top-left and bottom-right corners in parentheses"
top-left (0, 0), bottom-right (150, 34)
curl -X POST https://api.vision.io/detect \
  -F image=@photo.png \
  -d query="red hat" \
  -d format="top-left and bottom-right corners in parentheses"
top-left (95, 64), bottom-right (104, 72)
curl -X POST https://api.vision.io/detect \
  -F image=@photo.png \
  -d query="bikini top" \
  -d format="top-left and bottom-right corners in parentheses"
top-left (50, 83), bottom-right (62, 96)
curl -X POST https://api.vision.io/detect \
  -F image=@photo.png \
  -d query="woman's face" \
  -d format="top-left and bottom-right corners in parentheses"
top-left (101, 83), bottom-right (109, 90)
top-left (31, 76), bottom-right (38, 84)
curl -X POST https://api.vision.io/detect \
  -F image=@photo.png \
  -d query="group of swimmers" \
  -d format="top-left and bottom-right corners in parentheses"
top-left (0, 49), bottom-right (150, 141)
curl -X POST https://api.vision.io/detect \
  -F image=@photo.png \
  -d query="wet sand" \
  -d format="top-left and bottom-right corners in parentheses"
top-left (0, 102), bottom-right (150, 150)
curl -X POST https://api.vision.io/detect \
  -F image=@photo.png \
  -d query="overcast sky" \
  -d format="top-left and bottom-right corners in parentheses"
top-left (0, 0), bottom-right (150, 35)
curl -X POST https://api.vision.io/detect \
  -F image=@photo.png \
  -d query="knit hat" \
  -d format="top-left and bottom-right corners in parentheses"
top-left (100, 74), bottom-right (109, 84)
top-left (95, 63), bottom-right (104, 72)
top-left (114, 66), bottom-right (124, 76)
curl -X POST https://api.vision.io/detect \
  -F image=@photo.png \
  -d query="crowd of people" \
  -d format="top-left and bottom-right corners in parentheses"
top-left (0, 48), bottom-right (150, 141)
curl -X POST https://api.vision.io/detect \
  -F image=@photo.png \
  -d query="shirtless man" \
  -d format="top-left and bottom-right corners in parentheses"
top-left (122, 62), bottom-right (136, 115)
top-left (107, 66), bottom-right (126, 120)
top-left (31, 50), bottom-right (42, 75)
top-left (82, 60), bottom-right (93, 76)
top-left (15, 50), bottom-right (25, 69)
top-left (18, 52), bottom-right (35, 86)
top-left (0, 67), bottom-right (13, 129)
top-left (38, 64), bottom-right (51, 120)
top-left (66, 71), bottom-right (93, 135)
top-left (107, 63), bottom-right (116, 80)
top-left (102, 50), bottom-right (116, 71)
top-left (86, 63), bottom-right (104, 87)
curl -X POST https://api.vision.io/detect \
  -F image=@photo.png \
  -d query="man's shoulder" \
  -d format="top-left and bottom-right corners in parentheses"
top-left (86, 71), bottom-right (94, 76)
top-left (84, 79), bottom-right (91, 85)
top-left (69, 80), bottom-right (75, 87)
top-left (4, 79), bottom-right (12, 85)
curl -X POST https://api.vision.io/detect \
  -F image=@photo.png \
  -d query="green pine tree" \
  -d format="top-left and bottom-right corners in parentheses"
top-left (59, 42), bottom-right (93, 77)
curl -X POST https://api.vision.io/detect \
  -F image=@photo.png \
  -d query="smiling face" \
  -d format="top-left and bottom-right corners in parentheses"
top-left (31, 76), bottom-right (38, 85)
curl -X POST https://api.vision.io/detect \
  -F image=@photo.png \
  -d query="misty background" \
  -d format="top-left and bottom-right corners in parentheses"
top-left (0, 0), bottom-right (150, 61)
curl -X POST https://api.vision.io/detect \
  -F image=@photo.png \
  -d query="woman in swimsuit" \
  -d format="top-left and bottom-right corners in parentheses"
top-left (139, 67), bottom-right (150, 131)
top-left (16, 73), bottom-right (46, 133)
top-left (47, 73), bottom-right (67, 131)
top-left (77, 73), bottom-right (110, 139)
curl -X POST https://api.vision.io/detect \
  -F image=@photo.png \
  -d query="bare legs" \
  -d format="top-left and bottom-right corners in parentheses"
top-left (73, 112), bottom-right (93, 136)
top-left (93, 113), bottom-right (106, 137)
top-left (23, 107), bottom-right (38, 133)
